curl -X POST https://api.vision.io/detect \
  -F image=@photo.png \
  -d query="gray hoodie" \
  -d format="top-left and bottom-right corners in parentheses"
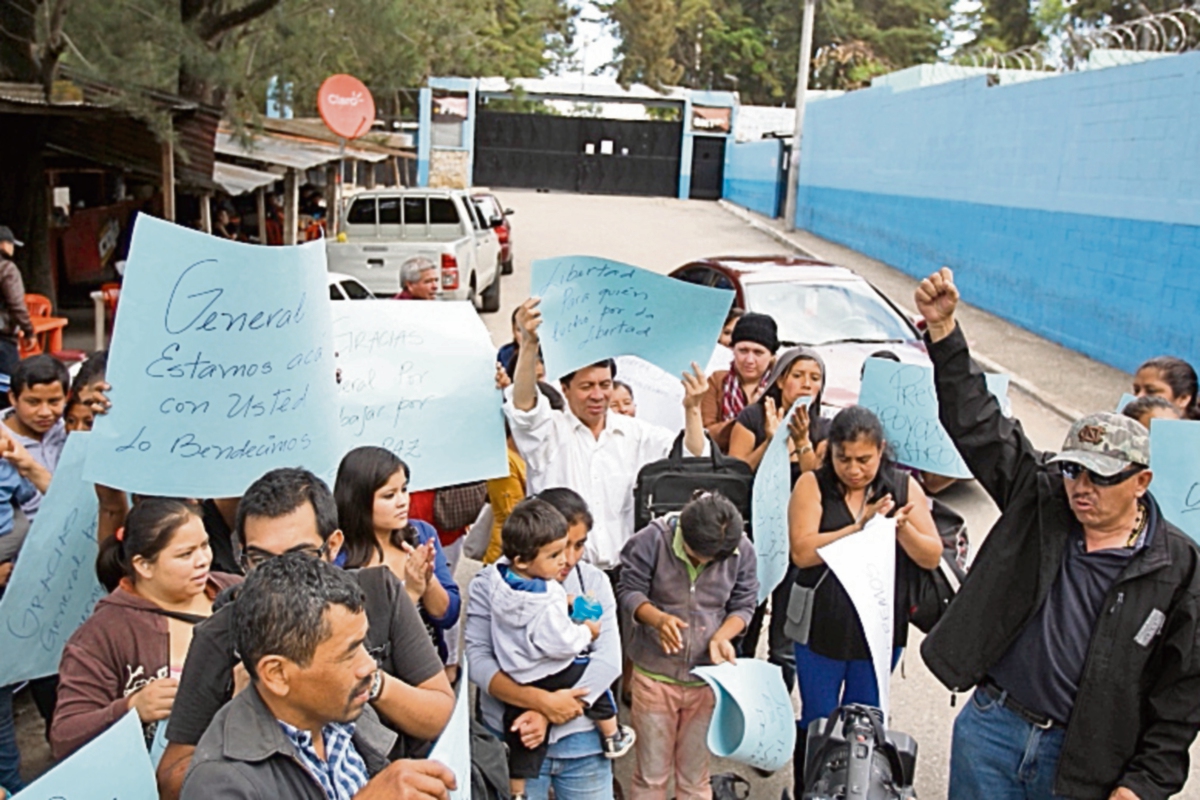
top-left (490, 569), bottom-right (595, 683)
top-left (618, 516), bottom-right (759, 683)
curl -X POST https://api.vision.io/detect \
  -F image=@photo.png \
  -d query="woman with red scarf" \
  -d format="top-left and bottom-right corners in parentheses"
top-left (699, 313), bottom-right (780, 453)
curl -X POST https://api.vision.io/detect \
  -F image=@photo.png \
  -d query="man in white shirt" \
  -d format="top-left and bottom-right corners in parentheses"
top-left (504, 298), bottom-right (709, 573)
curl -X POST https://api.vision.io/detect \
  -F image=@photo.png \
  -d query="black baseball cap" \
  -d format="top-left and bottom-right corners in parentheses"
top-left (0, 227), bottom-right (23, 247)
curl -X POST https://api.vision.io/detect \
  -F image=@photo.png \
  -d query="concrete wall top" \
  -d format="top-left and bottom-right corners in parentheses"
top-left (800, 51), bottom-right (1200, 226)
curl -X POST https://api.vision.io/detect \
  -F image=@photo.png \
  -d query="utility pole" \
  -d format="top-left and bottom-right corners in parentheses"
top-left (783, 0), bottom-right (816, 231)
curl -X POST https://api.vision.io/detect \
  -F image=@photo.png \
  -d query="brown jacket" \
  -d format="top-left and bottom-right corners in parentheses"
top-left (50, 572), bottom-right (241, 760)
top-left (700, 370), bottom-right (738, 452)
top-left (0, 258), bottom-right (33, 341)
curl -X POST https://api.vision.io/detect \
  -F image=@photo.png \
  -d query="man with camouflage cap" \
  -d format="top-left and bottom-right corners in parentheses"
top-left (914, 267), bottom-right (1200, 800)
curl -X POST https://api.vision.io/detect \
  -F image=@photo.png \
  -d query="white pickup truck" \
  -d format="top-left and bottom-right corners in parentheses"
top-left (325, 188), bottom-right (502, 312)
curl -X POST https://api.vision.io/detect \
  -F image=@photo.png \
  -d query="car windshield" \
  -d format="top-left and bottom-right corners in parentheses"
top-left (743, 280), bottom-right (917, 346)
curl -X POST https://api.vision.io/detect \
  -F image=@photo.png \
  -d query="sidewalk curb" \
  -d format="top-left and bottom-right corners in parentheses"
top-left (716, 200), bottom-right (1084, 423)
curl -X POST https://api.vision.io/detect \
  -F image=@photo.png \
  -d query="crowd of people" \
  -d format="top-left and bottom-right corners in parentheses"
top-left (0, 262), bottom-right (1198, 800)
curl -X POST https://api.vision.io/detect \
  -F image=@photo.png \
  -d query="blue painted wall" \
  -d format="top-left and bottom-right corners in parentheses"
top-left (795, 52), bottom-right (1200, 373)
top-left (724, 139), bottom-right (783, 218)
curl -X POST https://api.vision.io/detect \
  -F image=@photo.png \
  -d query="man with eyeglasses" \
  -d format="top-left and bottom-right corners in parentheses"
top-left (915, 268), bottom-right (1200, 800)
top-left (156, 468), bottom-right (455, 800)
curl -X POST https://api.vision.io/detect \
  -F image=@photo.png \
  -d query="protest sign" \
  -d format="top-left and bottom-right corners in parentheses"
top-left (0, 434), bottom-right (105, 686)
top-left (1149, 419), bottom-right (1200, 543)
top-left (13, 710), bottom-right (156, 800)
top-left (85, 216), bottom-right (340, 497)
top-left (613, 356), bottom-right (685, 432)
top-left (1117, 392), bottom-right (1137, 412)
top-left (334, 300), bottom-right (507, 491)
top-left (429, 657), bottom-right (471, 800)
top-left (818, 516), bottom-right (897, 716)
top-left (858, 359), bottom-right (1010, 479)
top-left (531, 257), bottom-right (733, 380)
top-left (691, 659), bottom-right (795, 772)
top-left (751, 398), bottom-right (811, 604)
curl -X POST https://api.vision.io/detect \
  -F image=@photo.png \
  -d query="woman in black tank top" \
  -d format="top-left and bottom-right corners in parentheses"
top-left (786, 407), bottom-right (943, 749)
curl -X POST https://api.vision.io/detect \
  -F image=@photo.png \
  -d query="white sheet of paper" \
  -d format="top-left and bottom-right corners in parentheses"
top-left (614, 355), bottom-right (685, 432)
top-left (817, 515), bottom-right (896, 716)
top-left (428, 658), bottom-right (471, 799)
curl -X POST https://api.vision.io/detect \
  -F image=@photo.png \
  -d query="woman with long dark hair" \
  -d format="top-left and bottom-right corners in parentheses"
top-left (334, 446), bottom-right (460, 662)
top-left (1132, 356), bottom-right (1200, 420)
top-left (51, 498), bottom-right (238, 760)
top-left (786, 406), bottom-right (942, 788)
top-left (728, 346), bottom-right (830, 479)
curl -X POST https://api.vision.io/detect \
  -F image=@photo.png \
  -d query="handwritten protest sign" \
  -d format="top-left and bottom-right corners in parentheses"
top-left (752, 398), bottom-right (811, 604)
top-left (1149, 419), bottom-right (1200, 543)
top-left (14, 710), bottom-right (157, 800)
top-left (613, 356), bottom-right (685, 433)
top-left (691, 659), bottom-right (795, 772)
top-left (858, 358), bottom-right (1010, 479)
top-left (818, 516), bottom-right (897, 716)
top-left (429, 657), bottom-right (471, 799)
top-left (333, 300), bottom-right (507, 491)
top-left (85, 216), bottom-right (340, 497)
top-left (531, 256), bottom-right (733, 380)
top-left (0, 434), bottom-right (104, 686)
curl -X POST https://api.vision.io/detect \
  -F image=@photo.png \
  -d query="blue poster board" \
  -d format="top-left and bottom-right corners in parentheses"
top-left (858, 359), bottom-right (1010, 479)
top-left (13, 711), bottom-right (157, 800)
top-left (0, 434), bottom-right (105, 685)
top-left (333, 301), bottom-right (507, 491)
top-left (531, 257), bottom-right (733, 380)
top-left (84, 216), bottom-right (340, 497)
top-left (1148, 419), bottom-right (1200, 543)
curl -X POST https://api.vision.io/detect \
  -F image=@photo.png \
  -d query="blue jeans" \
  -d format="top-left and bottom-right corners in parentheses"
top-left (949, 688), bottom-right (1067, 800)
top-left (523, 729), bottom-right (613, 800)
top-left (793, 643), bottom-right (902, 729)
top-left (0, 686), bottom-right (23, 795)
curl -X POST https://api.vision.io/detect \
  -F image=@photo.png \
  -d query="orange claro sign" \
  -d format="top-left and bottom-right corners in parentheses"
top-left (318, 74), bottom-right (376, 140)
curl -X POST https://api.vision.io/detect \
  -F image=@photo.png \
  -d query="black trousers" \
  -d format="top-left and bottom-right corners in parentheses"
top-left (504, 659), bottom-right (616, 779)
top-left (738, 565), bottom-right (798, 692)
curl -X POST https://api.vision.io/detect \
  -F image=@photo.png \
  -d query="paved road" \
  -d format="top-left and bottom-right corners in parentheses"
top-left (475, 189), bottom-right (1200, 798)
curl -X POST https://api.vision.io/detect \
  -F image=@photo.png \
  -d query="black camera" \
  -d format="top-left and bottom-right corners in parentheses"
top-left (802, 704), bottom-right (918, 800)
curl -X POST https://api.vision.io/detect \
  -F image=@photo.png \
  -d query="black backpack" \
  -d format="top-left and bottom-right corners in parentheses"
top-left (634, 432), bottom-right (754, 532)
top-left (905, 497), bottom-right (969, 634)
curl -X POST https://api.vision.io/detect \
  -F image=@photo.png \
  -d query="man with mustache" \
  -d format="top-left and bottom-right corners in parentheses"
top-left (181, 554), bottom-right (456, 800)
top-left (915, 268), bottom-right (1200, 800)
top-left (157, 468), bottom-right (454, 799)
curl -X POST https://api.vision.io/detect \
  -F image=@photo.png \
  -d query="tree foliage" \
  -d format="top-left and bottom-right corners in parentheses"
top-left (605, 0), bottom-right (952, 100)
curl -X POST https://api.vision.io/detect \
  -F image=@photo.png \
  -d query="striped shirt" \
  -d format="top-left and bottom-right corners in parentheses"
top-left (278, 720), bottom-right (370, 800)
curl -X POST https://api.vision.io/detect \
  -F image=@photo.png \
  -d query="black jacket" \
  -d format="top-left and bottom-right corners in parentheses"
top-left (920, 325), bottom-right (1200, 800)
top-left (181, 685), bottom-right (397, 800)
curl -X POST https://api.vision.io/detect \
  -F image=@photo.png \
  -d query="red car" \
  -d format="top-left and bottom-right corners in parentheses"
top-left (670, 256), bottom-right (929, 409)
top-left (472, 193), bottom-right (515, 275)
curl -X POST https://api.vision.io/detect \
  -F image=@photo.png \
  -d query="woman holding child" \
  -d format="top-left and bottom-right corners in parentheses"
top-left (467, 487), bottom-right (623, 800)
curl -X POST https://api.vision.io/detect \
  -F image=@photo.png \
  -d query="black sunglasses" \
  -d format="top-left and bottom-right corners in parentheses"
top-left (1060, 462), bottom-right (1146, 487)
top-left (240, 540), bottom-right (332, 571)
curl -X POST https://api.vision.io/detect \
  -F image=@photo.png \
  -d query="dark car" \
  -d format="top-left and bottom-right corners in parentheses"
top-left (472, 193), bottom-right (515, 275)
top-left (670, 255), bottom-right (929, 408)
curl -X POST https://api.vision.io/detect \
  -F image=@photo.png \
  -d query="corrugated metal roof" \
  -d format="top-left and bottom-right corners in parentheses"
top-left (216, 127), bottom-right (390, 171)
top-left (213, 162), bottom-right (280, 195)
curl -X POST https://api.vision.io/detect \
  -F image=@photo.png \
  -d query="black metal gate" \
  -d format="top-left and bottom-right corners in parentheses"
top-left (688, 136), bottom-right (726, 200)
top-left (473, 110), bottom-right (683, 197)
